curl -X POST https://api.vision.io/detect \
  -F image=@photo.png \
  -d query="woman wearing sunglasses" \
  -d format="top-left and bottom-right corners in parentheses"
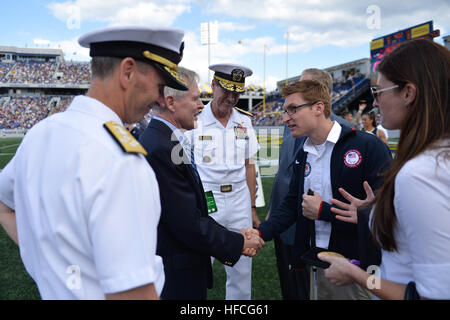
top-left (318, 39), bottom-right (450, 299)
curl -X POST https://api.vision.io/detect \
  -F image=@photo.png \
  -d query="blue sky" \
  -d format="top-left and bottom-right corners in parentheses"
top-left (1, 0), bottom-right (449, 90)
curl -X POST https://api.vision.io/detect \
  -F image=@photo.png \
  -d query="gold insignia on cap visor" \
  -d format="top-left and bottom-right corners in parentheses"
top-left (163, 66), bottom-right (188, 87)
top-left (214, 75), bottom-right (245, 93)
top-left (104, 121), bottom-right (148, 156)
top-left (143, 50), bottom-right (178, 70)
top-left (143, 50), bottom-right (187, 88)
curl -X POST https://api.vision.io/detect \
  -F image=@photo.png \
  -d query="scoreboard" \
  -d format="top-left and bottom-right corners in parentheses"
top-left (370, 21), bottom-right (440, 76)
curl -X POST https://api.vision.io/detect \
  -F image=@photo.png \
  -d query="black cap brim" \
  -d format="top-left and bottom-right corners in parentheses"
top-left (86, 39), bottom-right (188, 91)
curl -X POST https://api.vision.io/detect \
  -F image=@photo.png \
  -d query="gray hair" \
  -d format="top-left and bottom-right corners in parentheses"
top-left (301, 68), bottom-right (333, 93)
top-left (91, 56), bottom-right (151, 80)
top-left (153, 66), bottom-right (199, 114)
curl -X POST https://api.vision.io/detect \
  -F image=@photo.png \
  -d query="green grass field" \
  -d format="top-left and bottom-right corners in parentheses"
top-left (0, 137), bottom-right (281, 300)
top-left (0, 138), bottom-right (41, 299)
top-left (208, 176), bottom-right (281, 300)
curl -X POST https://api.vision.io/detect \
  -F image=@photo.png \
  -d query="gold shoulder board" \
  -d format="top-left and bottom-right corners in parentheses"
top-left (234, 107), bottom-right (253, 117)
top-left (104, 121), bottom-right (148, 156)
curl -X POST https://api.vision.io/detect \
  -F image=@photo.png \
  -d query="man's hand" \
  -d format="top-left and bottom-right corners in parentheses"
top-left (242, 227), bottom-right (261, 240)
top-left (252, 208), bottom-right (261, 228)
top-left (330, 181), bottom-right (374, 224)
top-left (302, 191), bottom-right (323, 220)
top-left (240, 228), bottom-right (265, 257)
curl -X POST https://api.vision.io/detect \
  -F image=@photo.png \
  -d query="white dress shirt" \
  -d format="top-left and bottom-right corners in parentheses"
top-left (303, 121), bottom-right (342, 249)
top-left (378, 140), bottom-right (450, 299)
top-left (0, 95), bottom-right (164, 299)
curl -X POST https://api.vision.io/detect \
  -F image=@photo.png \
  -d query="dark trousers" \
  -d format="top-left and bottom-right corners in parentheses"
top-left (274, 236), bottom-right (310, 300)
top-left (161, 264), bottom-right (208, 300)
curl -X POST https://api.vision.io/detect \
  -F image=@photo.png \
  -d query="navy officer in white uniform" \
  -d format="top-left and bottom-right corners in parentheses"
top-left (188, 63), bottom-right (260, 300)
top-left (0, 26), bottom-right (189, 299)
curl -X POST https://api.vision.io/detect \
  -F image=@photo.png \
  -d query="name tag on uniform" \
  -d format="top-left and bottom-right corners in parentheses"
top-left (205, 191), bottom-right (218, 214)
top-left (234, 125), bottom-right (249, 140)
top-left (199, 135), bottom-right (213, 141)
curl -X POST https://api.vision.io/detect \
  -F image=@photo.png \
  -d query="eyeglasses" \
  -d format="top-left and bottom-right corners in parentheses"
top-left (370, 85), bottom-right (399, 101)
top-left (283, 100), bottom-right (319, 116)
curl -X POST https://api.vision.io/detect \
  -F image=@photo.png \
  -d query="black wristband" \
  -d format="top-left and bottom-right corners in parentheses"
top-left (251, 205), bottom-right (257, 209)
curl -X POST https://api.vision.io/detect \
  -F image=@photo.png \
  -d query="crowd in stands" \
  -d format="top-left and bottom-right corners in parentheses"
top-left (3, 61), bottom-right (58, 84)
top-left (0, 60), bottom-right (370, 130)
top-left (0, 62), bottom-right (13, 81)
top-left (0, 95), bottom-right (73, 129)
top-left (330, 72), bottom-right (365, 104)
top-left (252, 100), bottom-right (283, 126)
top-left (0, 61), bottom-right (91, 85)
top-left (251, 71), bottom-right (369, 127)
top-left (56, 62), bottom-right (91, 84)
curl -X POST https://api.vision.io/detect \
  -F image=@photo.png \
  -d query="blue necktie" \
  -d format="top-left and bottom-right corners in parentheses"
top-left (190, 147), bottom-right (201, 185)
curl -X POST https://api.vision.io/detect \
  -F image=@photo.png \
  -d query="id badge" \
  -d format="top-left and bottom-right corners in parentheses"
top-left (205, 191), bottom-right (218, 214)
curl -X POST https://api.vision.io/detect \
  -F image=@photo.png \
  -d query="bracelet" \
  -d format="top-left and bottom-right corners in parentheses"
top-left (251, 205), bottom-right (257, 209)
top-left (349, 259), bottom-right (361, 267)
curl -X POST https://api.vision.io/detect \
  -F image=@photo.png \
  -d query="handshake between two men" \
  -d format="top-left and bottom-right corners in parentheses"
top-left (240, 228), bottom-right (265, 257)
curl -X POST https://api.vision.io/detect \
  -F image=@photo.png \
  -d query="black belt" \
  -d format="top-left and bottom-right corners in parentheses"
top-left (220, 184), bottom-right (232, 193)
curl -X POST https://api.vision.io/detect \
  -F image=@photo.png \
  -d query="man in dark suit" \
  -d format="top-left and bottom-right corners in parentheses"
top-left (139, 67), bottom-right (264, 300)
top-left (267, 68), bottom-right (355, 300)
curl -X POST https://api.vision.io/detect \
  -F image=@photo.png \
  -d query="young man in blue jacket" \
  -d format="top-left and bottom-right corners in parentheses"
top-left (257, 79), bottom-right (392, 300)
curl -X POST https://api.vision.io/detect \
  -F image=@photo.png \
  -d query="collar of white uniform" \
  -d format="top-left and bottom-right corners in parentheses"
top-left (303, 121), bottom-right (341, 156)
top-left (202, 101), bottom-right (241, 128)
top-left (200, 102), bottom-right (216, 126)
top-left (69, 95), bottom-right (124, 126)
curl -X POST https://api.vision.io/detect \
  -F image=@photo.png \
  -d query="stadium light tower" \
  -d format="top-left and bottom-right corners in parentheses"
top-left (201, 21), bottom-right (219, 83)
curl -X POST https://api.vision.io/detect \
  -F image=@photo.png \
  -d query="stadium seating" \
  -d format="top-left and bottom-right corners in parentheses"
top-left (0, 62), bottom-right (13, 81)
top-left (3, 61), bottom-right (58, 84)
top-left (250, 74), bottom-right (370, 126)
top-left (56, 62), bottom-right (91, 84)
top-left (0, 59), bottom-right (370, 129)
top-left (0, 60), bottom-right (90, 84)
top-left (0, 95), bottom-right (73, 129)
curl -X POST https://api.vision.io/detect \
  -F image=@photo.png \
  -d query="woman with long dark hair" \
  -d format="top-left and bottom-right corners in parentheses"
top-left (318, 39), bottom-right (450, 299)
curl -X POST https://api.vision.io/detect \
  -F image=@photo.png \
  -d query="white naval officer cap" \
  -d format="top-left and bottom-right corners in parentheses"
top-left (209, 63), bottom-right (253, 93)
top-left (78, 26), bottom-right (188, 91)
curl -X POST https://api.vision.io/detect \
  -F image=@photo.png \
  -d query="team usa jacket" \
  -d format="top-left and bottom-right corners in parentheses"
top-left (258, 125), bottom-right (392, 268)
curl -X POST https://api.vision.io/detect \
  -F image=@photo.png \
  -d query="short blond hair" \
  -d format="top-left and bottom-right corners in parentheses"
top-left (282, 79), bottom-right (332, 118)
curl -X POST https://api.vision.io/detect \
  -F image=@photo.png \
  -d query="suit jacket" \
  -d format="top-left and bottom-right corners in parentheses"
top-left (268, 112), bottom-right (355, 245)
top-left (139, 118), bottom-right (244, 300)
